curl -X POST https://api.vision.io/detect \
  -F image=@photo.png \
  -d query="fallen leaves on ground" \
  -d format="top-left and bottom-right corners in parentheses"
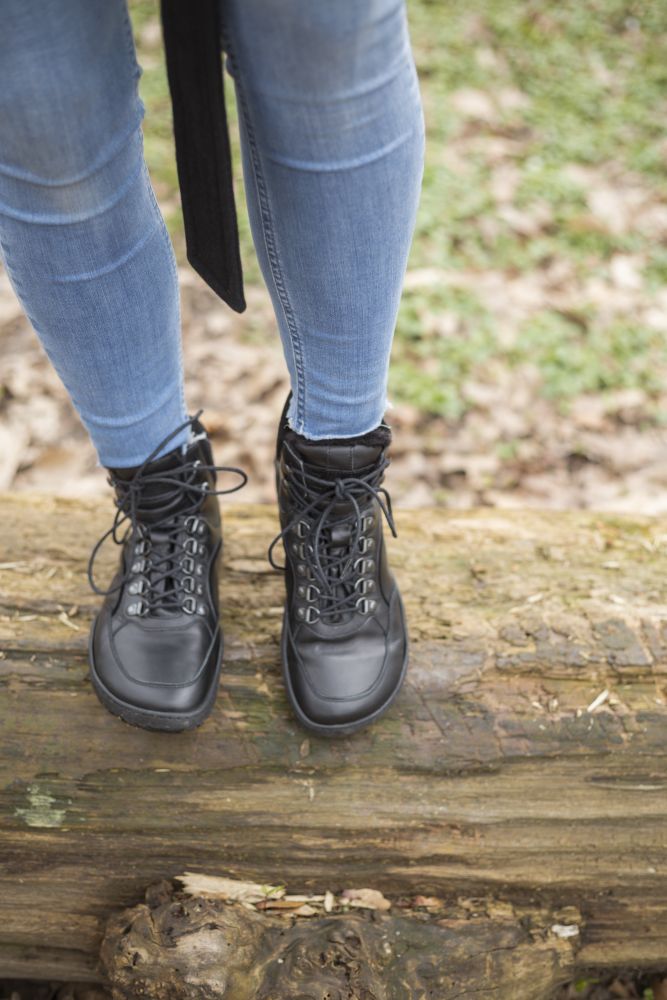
top-left (4, 263), bottom-right (667, 514)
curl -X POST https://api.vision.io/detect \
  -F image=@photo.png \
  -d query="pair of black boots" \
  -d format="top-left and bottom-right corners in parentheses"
top-left (87, 397), bottom-right (408, 736)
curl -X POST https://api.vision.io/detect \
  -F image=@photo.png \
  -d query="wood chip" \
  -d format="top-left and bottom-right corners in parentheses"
top-left (550, 923), bottom-right (579, 939)
top-left (587, 689), bottom-right (610, 713)
top-left (58, 611), bottom-right (80, 632)
top-left (176, 872), bottom-right (284, 905)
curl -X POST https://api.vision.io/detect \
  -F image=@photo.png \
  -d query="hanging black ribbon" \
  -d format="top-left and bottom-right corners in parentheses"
top-left (160, 0), bottom-right (246, 312)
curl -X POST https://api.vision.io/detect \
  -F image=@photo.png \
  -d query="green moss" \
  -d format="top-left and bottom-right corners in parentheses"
top-left (15, 783), bottom-right (69, 828)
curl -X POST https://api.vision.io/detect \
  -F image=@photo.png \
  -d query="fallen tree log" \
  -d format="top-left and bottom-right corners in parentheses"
top-left (1, 494), bottom-right (667, 995)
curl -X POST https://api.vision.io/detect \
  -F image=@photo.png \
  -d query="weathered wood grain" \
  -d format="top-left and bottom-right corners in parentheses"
top-left (1, 494), bottom-right (667, 989)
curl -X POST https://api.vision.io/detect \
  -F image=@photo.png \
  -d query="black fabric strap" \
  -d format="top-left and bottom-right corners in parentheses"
top-left (160, 0), bottom-right (246, 312)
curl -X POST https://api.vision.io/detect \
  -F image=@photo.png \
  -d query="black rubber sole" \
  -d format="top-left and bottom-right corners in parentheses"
top-left (280, 595), bottom-right (410, 738)
top-left (87, 615), bottom-right (224, 733)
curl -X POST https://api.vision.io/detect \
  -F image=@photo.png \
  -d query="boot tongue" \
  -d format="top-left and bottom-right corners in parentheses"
top-left (110, 441), bottom-right (195, 525)
top-left (286, 426), bottom-right (391, 563)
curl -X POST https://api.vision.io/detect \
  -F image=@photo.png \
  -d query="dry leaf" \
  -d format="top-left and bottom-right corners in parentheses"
top-left (0, 423), bottom-right (28, 490)
top-left (340, 888), bottom-right (391, 911)
top-left (256, 898), bottom-right (309, 911)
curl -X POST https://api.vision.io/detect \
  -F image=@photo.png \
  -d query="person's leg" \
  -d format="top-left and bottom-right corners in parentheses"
top-left (222, 0), bottom-right (422, 733)
top-left (0, 0), bottom-right (239, 732)
top-left (221, 0), bottom-right (425, 439)
top-left (0, 0), bottom-right (188, 466)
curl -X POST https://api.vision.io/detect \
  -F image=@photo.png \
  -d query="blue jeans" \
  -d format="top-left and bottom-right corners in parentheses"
top-left (0, 0), bottom-right (424, 466)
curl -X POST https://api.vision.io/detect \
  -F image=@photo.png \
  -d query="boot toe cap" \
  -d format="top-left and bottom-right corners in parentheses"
top-left (90, 611), bottom-right (221, 720)
top-left (284, 591), bottom-right (407, 731)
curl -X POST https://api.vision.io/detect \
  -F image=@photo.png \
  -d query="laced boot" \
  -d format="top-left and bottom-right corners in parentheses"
top-left (88, 414), bottom-right (246, 731)
top-left (270, 397), bottom-right (409, 735)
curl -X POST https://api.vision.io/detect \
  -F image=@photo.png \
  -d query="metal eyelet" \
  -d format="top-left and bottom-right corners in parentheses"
top-left (355, 578), bottom-right (375, 595)
top-left (356, 597), bottom-right (377, 615)
top-left (297, 584), bottom-right (320, 601)
top-left (297, 605), bottom-right (320, 623)
top-left (134, 539), bottom-right (150, 556)
top-left (354, 557), bottom-right (375, 574)
top-left (128, 578), bottom-right (146, 596)
top-left (296, 520), bottom-right (309, 538)
top-left (359, 537), bottom-right (375, 553)
top-left (363, 515), bottom-right (374, 531)
top-left (196, 603), bottom-right (207, 616)
top-left (183, 576), bottom-right (195, 593)
top-left (131, 558), bottom-right (146, 574)
top-left (182, 596), bottom-right (196, 615)
top-left (185, 515), bottom-right (198, 534)
top-left (181, 555), bottom-right (195, 574)
top-left (184, 537), bottom-right (198, 555)
top-left (127, 601), bottom-right (145, 616)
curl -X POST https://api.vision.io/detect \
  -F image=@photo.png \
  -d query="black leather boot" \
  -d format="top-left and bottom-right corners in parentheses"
top-left (270, 397), bottom-right (409, 736)
top-left (87, 414), bottom-right (246, 731)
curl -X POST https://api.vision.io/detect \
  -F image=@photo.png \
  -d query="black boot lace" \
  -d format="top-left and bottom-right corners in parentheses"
top-left (88, 413), bottom-right (247, 617)
top-left (268, 456), bottom-right (397, 624)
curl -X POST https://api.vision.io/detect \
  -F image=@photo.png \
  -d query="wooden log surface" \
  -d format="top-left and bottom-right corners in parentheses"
top-left (1, 493), bottom-right (667, 990)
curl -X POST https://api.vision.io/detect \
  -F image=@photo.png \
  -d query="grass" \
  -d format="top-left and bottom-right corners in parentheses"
top-left (129, 0), bottom-right (667, 422)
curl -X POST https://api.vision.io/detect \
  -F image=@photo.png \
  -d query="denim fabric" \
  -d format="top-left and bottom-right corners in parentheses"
top-left (0, 0), bottom-right (424, 464)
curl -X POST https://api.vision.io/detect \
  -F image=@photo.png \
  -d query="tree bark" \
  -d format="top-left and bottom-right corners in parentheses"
top-left (1, 495), bottom-right (667, 993)
top-left (100, 878), bottom-right (579, 1000)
